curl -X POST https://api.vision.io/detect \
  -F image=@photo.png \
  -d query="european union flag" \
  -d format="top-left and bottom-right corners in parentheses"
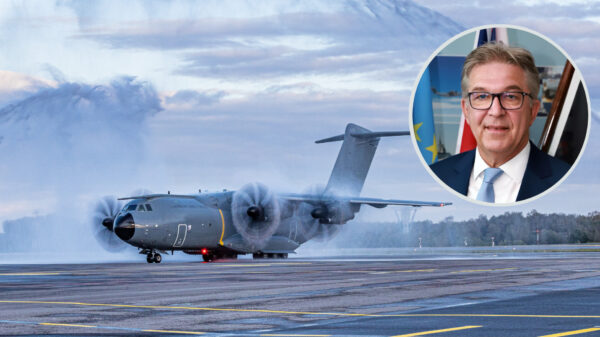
top-left (413, 66), bottom-right (438, 164)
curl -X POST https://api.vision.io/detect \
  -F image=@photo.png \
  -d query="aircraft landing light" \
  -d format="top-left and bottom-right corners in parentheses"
top-left (391, 325), bottom-right (482, 337)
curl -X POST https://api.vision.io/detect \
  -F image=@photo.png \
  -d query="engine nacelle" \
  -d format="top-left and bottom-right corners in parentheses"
top-left (310, 202), bottom-right (357, 225)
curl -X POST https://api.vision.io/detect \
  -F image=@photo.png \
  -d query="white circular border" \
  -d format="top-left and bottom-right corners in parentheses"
top-left (408, 24), bottom-right (592, 207)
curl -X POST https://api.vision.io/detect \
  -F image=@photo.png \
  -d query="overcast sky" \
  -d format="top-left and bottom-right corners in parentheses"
top-left (0, 0), bottom-right (599, 238)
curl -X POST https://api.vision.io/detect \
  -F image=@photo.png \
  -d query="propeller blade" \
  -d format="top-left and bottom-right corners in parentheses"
top-left (90, 196), bottom-right (128, 252)
top-left (231, 182), bottom-right (281, 249)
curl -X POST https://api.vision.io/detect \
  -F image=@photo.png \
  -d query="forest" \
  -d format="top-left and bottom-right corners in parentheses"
top-left (327, 210), bottom-right (600, 248)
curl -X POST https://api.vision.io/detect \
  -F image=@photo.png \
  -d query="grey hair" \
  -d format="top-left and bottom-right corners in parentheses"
top-left (461, 42), bottom-right (540, 99)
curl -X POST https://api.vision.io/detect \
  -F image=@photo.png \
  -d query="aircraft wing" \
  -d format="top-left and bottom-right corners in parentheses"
top-left (279, 193), bottom-right (451, 208)
top-left (347, 196), bottom-right (450, 208)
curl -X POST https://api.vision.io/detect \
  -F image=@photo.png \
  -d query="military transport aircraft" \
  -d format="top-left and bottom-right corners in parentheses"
top-left (92, 123), bottom-right (451, 263)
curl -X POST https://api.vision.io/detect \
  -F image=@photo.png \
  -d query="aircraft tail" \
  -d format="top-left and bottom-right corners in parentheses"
top-left (316, 123), bottom-right (409, 197)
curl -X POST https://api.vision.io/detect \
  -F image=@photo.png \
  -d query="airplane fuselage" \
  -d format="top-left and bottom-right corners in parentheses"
top-left (95, 124), bottom-right (450, 263)
top-left (113, 192), bottom-right (307, 261)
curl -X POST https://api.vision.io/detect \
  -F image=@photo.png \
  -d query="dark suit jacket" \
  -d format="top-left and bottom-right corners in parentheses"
top-left (429, 142), bottom-right (570, 201)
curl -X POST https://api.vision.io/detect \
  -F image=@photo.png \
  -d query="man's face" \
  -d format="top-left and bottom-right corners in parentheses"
top-left (462, 62), bottom-right (540, 165)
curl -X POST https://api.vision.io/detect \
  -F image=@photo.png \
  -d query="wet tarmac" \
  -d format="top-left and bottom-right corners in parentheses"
top-left (1, 248), bottom-right (599, 336)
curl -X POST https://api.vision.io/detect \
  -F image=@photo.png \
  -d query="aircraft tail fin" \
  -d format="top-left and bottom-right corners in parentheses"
top-left (316, 123), bottom-right (409, 197)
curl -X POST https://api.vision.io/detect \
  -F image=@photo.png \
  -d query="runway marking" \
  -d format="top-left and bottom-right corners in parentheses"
top-left (539, 327), bottom-right (600, 336)
top-left (40, 322), bottom-right (96, 328)
top-left (260, 334), bottom-right (330, 336)
top-left (391, 325), bottom-right (482, 336)
top-left (2, 300), bottom-right (600, 319)
top-left (143, 329), bottom-right (205, 334)
top-left (0, 272), bottom-right (61, 276)
top-left (451, 267), bottom-right (517, 274)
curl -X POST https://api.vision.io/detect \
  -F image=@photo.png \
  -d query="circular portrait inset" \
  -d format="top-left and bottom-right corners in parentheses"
top-left (409, 25), bottom-right (590, 205)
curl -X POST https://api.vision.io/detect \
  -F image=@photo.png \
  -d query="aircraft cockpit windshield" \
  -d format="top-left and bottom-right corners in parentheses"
top-left (121, 202), bottom-right (153, 213)
top-left (137, 204), bottom-right (153, 212)
top-left (122, 204), bottom-right (137, 212)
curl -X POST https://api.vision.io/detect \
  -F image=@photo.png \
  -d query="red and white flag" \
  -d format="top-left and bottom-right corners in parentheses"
top-left (455, 27), bottom-right (509, 154)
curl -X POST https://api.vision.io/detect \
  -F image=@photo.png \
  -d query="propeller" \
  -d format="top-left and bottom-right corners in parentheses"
top-left (91, 196), bottom-right (128, 252)
top-left (231, 182), bottom-right (281, 249)
top-left (293, 185), bottom-right (354, 242)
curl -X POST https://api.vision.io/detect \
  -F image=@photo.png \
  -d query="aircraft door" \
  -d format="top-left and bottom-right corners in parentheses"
top-left (173, 224), bottom-right (187, 247)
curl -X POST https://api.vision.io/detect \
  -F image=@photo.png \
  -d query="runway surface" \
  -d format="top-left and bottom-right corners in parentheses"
top-left (1, 248), bottom-right (600, 336)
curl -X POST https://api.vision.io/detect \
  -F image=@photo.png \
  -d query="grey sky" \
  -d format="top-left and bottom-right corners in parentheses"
top-left (0, 0), bottom-right (598, 251)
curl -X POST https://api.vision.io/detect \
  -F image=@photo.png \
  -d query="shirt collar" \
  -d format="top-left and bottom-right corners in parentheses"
top-left (473, 142), bottom-right (530, 183)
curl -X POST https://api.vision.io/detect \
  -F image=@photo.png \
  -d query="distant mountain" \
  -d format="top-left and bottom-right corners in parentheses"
top-left (344, 0), bottom-right (465, 41)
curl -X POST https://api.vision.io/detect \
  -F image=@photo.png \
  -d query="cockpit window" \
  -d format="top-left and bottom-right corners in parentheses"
top-left (126, 204), bottom-right (137, 211)
top-left (145, 204), bottom-right (153, 211)
top-left (137, 204), bottom-right (146, 212)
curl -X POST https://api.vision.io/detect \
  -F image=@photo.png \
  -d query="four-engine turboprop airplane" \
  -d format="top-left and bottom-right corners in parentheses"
top-left (92, 123), bottom-right (451, 263)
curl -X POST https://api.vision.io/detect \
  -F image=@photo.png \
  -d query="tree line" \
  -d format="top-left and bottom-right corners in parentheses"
top-left (328, 210), bottom-right (600, 248)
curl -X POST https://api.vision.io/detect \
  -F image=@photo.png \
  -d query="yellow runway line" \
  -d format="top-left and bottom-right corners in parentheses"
top-left (539, 327), bottom-right (600, 337)
top-left (392, 325), bottom-right (482, 336)
top-left (0, 272), bottom-right (61, 276)
top-left (40, 323), bottom-right (96, 328)
top-left (2, 300), bottom-right (600, 319)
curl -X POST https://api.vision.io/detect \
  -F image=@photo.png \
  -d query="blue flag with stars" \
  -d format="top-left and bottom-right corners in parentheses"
top-left (413, 66), bottom-right (437, 164)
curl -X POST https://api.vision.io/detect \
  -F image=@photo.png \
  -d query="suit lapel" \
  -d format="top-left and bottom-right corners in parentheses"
top-left (451, 150), bottom-right (475, 195)
top-left (517, 143), bottom-right (553, 201)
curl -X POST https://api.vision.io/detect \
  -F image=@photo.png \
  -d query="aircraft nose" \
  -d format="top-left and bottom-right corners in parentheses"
top-left (114, 213), bottom-right (135, 241)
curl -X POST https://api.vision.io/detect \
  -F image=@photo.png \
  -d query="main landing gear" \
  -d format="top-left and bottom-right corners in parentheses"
top-left (144, 250), bottom-right (162, 263)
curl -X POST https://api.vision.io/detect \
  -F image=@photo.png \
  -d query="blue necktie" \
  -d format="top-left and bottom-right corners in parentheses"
top-left (476, 167), bottom-right (503, 202)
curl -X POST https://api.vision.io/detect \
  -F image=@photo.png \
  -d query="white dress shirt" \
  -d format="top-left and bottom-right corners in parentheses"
top-left (467, 142), bottom-right (530, 203)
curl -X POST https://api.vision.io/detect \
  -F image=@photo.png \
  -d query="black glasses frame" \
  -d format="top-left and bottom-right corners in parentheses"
top-left (467, 91), bottom-right (534, 110)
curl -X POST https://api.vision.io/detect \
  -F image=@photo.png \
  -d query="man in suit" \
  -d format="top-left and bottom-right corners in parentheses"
top-left (430, 43), bottom-right (570, 203)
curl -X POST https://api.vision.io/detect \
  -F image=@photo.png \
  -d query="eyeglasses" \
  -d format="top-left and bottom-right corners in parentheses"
top-left (467, 91), bottom-right (534, 110)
